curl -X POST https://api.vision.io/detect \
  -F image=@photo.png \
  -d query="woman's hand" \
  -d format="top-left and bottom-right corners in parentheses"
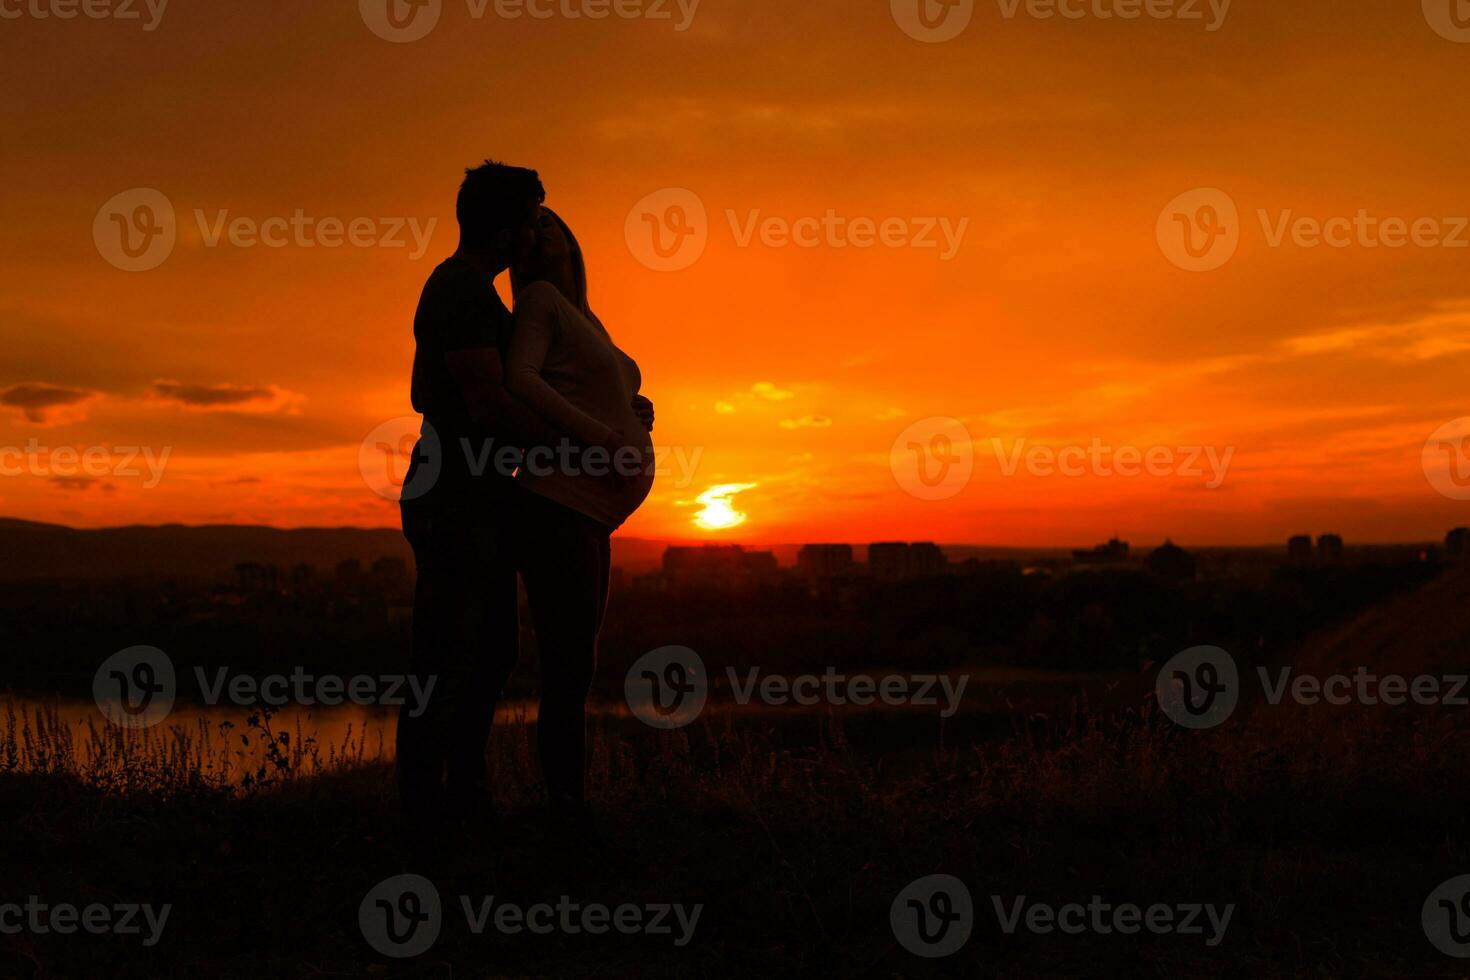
top-left (631, 394), bottom-right (655, 432)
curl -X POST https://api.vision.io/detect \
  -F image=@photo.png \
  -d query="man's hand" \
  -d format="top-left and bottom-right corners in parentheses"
top-left (631, 394), bottom-right (655, 432)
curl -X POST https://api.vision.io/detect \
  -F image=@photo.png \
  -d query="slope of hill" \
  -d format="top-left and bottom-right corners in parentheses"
top-left (1295, 562), bottom-right (1470, 679)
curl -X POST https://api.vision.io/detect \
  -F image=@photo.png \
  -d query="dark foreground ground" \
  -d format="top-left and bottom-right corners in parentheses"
top-left (5, 568), bottom-right (1470, 978)
top-left (5, 703), bottom-right (1470, 978)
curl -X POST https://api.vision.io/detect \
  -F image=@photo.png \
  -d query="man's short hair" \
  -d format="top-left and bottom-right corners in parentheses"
top-left (456, 160), bottom-right (546, 248)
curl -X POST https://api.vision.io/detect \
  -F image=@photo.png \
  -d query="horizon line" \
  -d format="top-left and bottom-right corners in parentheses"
top-left (1, 515), bottom-right (1456, 551)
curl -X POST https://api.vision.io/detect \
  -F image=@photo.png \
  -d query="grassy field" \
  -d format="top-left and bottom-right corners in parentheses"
top-left (5, 688), bottom-right (1470, 978)
top-left (6, 568), bottom-right (1470, 977)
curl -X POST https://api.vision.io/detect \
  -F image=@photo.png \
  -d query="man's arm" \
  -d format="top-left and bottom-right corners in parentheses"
top-left (445, 346), bottom-right (569, 452)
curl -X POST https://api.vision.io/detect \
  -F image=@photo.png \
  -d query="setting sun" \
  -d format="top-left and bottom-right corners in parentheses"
top-left (689, 483), bottom-right (758, 531)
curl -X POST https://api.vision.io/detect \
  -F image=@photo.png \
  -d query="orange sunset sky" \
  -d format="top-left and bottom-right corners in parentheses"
top-left (1, 0), bottom-right (1467, 545)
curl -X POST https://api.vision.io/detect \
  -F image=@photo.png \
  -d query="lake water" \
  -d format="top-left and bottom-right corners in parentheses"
top-left (1, 667), bottom-right (1133, 787)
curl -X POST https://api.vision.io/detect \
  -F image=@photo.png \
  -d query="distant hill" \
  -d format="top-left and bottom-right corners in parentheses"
top-left (2, 517), bottom-right (1432, 585)
top-left (0, 520), bottom-right (1087, 584)
top-left (0, 518), bottom-right (671, 583)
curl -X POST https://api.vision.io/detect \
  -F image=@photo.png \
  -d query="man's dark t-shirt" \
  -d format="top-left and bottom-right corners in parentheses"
top-left (404, 256), bottom-right (546, 514)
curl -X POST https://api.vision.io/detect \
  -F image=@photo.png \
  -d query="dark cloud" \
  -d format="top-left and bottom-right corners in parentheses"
top-left (0, 383), bottom-right (95, 423)
top-left (152, 381), bottom-right (276, 409)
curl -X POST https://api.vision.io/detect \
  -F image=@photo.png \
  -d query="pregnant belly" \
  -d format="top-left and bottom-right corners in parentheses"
top-left (617, 426), bottom-right (656, 517)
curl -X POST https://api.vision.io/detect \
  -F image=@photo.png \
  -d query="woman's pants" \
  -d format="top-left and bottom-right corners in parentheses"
top-left (514, 489), bottom-right (613, 809)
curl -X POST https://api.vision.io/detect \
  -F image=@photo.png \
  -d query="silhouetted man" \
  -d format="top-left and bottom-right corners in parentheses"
top-left (397, 161), bottom-right (562, 846)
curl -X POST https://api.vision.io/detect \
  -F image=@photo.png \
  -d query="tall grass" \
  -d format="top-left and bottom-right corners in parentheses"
top-left (0, 700), bottom-right (383, 795)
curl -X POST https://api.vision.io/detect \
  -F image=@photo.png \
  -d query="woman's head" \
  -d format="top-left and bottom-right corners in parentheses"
top-left (511, 207), bottom-right (588, 313)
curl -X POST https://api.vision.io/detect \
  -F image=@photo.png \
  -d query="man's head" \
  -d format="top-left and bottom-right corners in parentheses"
top-left (456, 160), bottom-right (545, 267)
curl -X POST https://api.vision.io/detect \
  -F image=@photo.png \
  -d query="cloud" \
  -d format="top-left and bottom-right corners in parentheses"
top-left (51, 476), bottom-right (115, 492)
top-left (0, 383), bottom-right (97, 424)
top-left (779, 415), bottom-right (832, 430)
top-left (751, 382), bottom-right (794, 401)
top-left (150, 380), bottom-right (302, 413)
top-left (713, 382), bottom-right (797, 415)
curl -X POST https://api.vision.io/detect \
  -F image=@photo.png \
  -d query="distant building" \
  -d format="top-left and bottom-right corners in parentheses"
top-left (662, 545), bottom-right (778, 588)
top-left (1447, 528), bottom-right (1469, 558)
top-left (235, 562), bottom-right (280, 593)
top-left (1318, 534), bottom-right (1344, 565)
top-left (868, 542), bottom-right (909, 581)
top-left (1287, 535), bottom-right (1314, 567)
top-left (868, 542), bottom-right (949, 581)
top-left (1073, 538), bottom-right (1129, 565)
top-left (911, 542), bottom-right (947, 577)
top-left (335, 558), bottom-right (363, 586)
top-left (372, 556), bottom-right (409, 590)
top-left (289, 563), bottom-right (316, 593)
top-left (1146, 539), bottom-right (1196, 582)
top-left (797, 544), bottom-right (854, 579)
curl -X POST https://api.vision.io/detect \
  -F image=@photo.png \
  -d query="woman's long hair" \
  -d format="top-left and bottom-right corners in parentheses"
top-left (510, 206), bottom-right (590, 316)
